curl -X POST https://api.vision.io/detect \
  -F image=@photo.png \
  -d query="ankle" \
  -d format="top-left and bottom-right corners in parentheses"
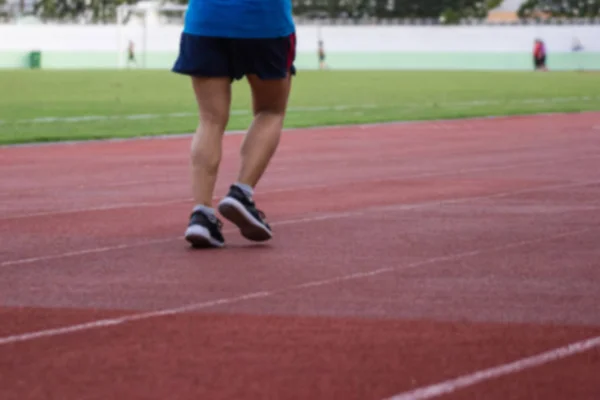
top-left (233, 182), bottom-right (254, 197)
top-left (192, 204), bottom-right (216, 216)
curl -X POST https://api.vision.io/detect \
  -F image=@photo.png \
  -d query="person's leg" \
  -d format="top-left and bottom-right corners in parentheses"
top-left (190, 77), bottom-right (231, 207)
top-left (172, 33), bottom-right (234, 248)
top-left (183, 77), bottom-right (231, 248)
top-left (218, 34), bottom-right (296, 242)
top-left (542, 56), bottom-right (548, 71)
top-left (238, 73), bottom-right (291, 188)
top-left (217, 73), bottom-right (292, 242)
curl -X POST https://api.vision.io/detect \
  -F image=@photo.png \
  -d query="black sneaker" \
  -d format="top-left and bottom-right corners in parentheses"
top-left (217, 185), bottom-right (272, 242)
top-left (184, 210), bottom-right (225, 248)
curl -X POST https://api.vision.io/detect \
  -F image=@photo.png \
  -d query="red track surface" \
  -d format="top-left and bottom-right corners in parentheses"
top-left (1, 113), bottom-right (600, 400)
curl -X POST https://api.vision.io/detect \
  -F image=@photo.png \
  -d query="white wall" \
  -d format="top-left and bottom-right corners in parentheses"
top-left (311, 25), bottom-right (600, 52)
top-left (0, 24), bottom-right (599, 53)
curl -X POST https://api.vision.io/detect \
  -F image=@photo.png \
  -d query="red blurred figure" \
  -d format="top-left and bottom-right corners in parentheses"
top-left (533, 39), bottom-right (547, 71)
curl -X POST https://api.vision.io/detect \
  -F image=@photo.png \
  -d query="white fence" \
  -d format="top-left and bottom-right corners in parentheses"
top-left (1, 24), bottom-right (599, 53)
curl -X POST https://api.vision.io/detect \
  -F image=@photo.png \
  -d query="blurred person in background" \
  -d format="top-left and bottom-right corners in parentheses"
top-left (318, 40), bottom-right (327, 69)
top-left (127, 40), bottom-right (137, 68)
top-left (533, 38), bottom-right (547, 71)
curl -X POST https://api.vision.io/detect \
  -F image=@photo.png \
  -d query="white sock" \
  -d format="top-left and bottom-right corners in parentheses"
top-left (192, 204), bottom-right (216, 216)
top-left (234, 182), bottom-right (254, 198)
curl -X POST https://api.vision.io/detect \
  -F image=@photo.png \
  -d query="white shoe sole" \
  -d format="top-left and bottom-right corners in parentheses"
top-left (184, 224), bottom-right (224, 248)
top-left (218, 197), bottom-right (272, 242)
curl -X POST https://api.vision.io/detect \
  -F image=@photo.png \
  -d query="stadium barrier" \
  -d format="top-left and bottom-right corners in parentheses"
top-left (0, 24), bottom-right (598, 71)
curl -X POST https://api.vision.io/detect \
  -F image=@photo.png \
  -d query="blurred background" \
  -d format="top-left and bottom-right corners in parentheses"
top-left (0, 0), bottom-right (598, 71)
top-left (1, 0), bottom-right (599, 145)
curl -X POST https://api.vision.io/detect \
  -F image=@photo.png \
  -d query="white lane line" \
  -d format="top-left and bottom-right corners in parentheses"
top-left (385, 335), bottom-right (600, 400)
top-left (1, 96), bottom-right (598, 126)
top-left (4, 155), bottom-right (600, 221)
top-left (0, 227), bottom-right (591, 346)
top-left (0, 238), bottom-right (177, 268)
top-left (1, 179), bottom-right (598, 268)
top-left (1, 104), bottom-right (375, 125)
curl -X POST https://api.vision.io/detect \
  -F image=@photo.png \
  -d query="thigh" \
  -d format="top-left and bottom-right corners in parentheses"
top-left (191, 76), bottom-right (232, 126)
top-left (246, 71), bottom-right (292, 115)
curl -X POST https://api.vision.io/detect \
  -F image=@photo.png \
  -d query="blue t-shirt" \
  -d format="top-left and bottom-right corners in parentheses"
top-left (183, 0), bottom-right (295, 39)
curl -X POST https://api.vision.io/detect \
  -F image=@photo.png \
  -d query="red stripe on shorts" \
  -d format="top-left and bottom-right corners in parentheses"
top-left (286, 33), bottom-right (296, 70)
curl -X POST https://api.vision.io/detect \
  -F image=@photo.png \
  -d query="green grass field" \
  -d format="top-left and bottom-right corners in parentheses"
top-left (1, 70), bottom-right (599, 145)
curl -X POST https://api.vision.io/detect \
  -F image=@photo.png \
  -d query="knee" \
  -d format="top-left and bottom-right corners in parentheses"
top-left (190, 122), bottom-right (222, 174)
top-left (252, 94), bottom-right (287, 118)
top-left (190, 142), bottom-right (220, 174)
top-left (252, 108), bottom-right (286, 127)
top-left (200, 109), bottom-right (229, 132)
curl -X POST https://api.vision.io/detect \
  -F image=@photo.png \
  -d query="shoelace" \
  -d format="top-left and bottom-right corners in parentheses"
top-left (245, 197), bottom-right (267, 221)
top-left (257, 209), bottom-right (267, 221)
top-left (208, 216), bottom-right (223, 229)
top-left (239, 189), bottom-right (268, 224)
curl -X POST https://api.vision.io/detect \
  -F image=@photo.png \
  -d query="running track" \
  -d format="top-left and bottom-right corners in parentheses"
top-left (1, 113), bottom-right (600, 400)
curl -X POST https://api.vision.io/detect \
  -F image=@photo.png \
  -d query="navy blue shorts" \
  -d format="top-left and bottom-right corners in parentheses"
top-left (172, 32), bottom-right (296, 81)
